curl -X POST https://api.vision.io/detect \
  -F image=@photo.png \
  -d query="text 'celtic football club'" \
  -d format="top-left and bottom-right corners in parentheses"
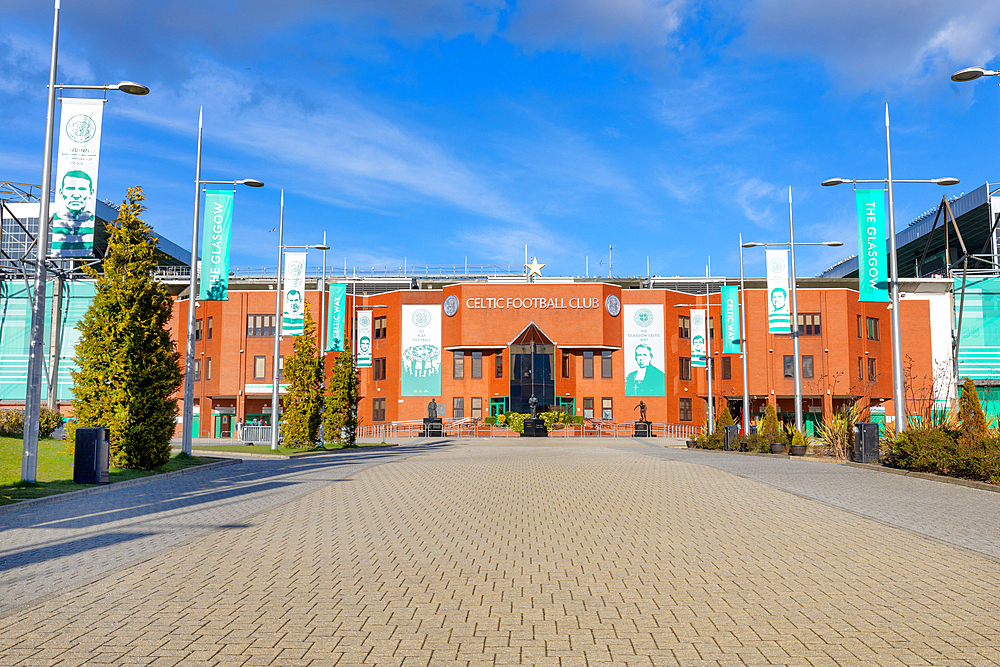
top-left (464, 297), bottom-right (601, 310)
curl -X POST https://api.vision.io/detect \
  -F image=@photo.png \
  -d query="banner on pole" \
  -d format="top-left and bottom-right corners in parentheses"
top-left (51, 98), bottom-right (104, 258)
top-left (623, 305), bottom-right (665, 396)
top-left (856, 189), bottom-right (890, 302)
top-left (691, 309), bottom-right (707, 368)
top-left (721, 285), bottom-right (741, 354)
top-left (326, 284), bottom-right (347, 351)
top-left (766, 249), bottom-right (791, 334)
top-left (401, 305), bottom-right (441, 396)
top-left (198, 190), bottom-right (233, 301)
top-left (282, 252), bottom-right (307, 336)
top-left (356, 310), bottom-right (373, 368)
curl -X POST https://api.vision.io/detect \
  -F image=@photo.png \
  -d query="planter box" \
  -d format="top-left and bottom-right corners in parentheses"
top-left (770, 442), bottom-right (786, 454)
top-left (789, 444), bottom-right (807, 456)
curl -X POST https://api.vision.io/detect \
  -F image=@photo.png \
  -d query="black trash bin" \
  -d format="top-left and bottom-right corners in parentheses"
top-left (853, 422), bottom-right (879, 464)
top-left (723, 425), bottom-right (740, 451)
top-left (74, 427), bottom-right (110, 484)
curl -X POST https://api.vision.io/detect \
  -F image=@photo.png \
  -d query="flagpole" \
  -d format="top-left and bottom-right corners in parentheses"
top-left (270, 190), bottom-right (284, 450)
top-left (738, 234), bottom-right (750, 434)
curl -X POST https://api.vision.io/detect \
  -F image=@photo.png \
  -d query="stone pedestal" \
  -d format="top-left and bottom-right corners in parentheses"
top-left (633, 421), bottom-right (654, 437)
top-left (422, 418), bottom-right (443, 437)
top-left (521, 418), bottom-right (548, 437)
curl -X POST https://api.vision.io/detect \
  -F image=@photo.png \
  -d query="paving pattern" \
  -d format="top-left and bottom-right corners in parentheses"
top-left (2, 438), bottom-right (1000, 666)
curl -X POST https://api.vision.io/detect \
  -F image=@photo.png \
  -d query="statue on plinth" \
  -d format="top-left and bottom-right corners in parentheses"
top-left (528, 395), bottom-right (538, 418)
top-left (634, 400), bottom-right (647, 423)
top-left (427, 398), bottom-right (438, 419)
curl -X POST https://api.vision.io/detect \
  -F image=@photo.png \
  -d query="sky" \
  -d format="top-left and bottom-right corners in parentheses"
top-left (2, 0), bottom-right (999, 279)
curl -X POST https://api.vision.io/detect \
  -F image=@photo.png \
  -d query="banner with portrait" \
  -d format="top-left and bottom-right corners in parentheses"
top-left (326, 284), bottom-right (347, 352)
top-left (401, 305), bottom-right (441, 396)
top-left (690, 309), bottom-right (707, 368)
top-left (51, 98), bottom-right (104, 258)
top-left (721, 285), bottom-right (741, 354)
top-left (623, 304), bottom-right (665, 397)
top-left (281, 252), bottom-right (307, 336)
top-left (766, 249), bottom-right (791, 334)
top-left (356, 310), bottom-right (372, 368)
top-left (198, 190), bottom-right (233, 301)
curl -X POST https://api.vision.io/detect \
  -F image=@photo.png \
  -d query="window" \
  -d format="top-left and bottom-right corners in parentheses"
top-left (471, 397), bottom-right (482, 420)
top-left (601, 350), bottom-right (613, 378)
top-left (678, 315), bottom-right (690, 339)
top-left (206, 358), bottom-right (212, 381)
top-left (373, 357), bottom-right (386, 381)
top-left (453, 351), bottom-right (465, 379)
top-left (857, 314), bottom-right (863, 338)
top-left (562, 352), bottom-right (570, 378)
top-left (858, 357), bottom-right (864, 382)
top-left (496, 351), bottom-right (504, 378)
top-left (679, 357), bottom-right (691, 381)
top-left (583, 351), bottom-right (594, 378)
top-left (247, 315), bottom-right (276, 337)
top-left (278, 356), bottom-right (285, 380)
top-left (722, 356), bottom-right (731, 380)
top-left (868, 358), bottom-right (877, 381)
top-left (373, 398), bottom-right (386, 422)
top-left (783, 355), bottom-right (794, 378)
top-left (373, 316), bottom-right (387, 340)
top-left (193, 359), bottom-right (201, 381)
top-left (453, 397), bottom-right (465, 419)
top-left (254, 356), bottom-right (266, 380)
top-left (207, 317), bottom-right (213, 340)
top-left (194, 319), bottom-right (203, 341)
top-left (679, 398), bottom-right (693, 422)
top-left (798, 313), bottom-right (821, 336)
top-left (583, 397), bottom-right (594, 419)
top-left (802, 355), bottom-right (814, 379)
top-left (471, 351), bottom-right (482, 379)
top-left (602, 397), bottom-right (613, 420)
top-left (867, 317), bottom-right (880, 341)
top-left (709, 317), bottom-right (715, 340)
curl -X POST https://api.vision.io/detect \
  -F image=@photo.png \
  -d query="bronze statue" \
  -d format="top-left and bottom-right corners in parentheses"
top-left (634, 400), bottom-right (647, 422)
top-left (528, 395), bottom-right (538, 418)
top-left (427, 398), bottom-right (438, 419)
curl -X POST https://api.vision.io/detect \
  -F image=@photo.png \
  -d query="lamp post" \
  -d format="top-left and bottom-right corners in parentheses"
top-left (269, 190), bottom-right (330, 450)
top-left (738, 234), bottom-right (750, 434)
top-left (822, 107), bottom-right (959, 432)
top-left (743, 209), bottom-right (842, 432)
top-left (21, 0), bottom-right (150, 482)
top-left (951, 67), bottom-right (1000, 83)
top-left (674, 301), bottom-right (720, 434)
top-left (180, 112), bottom-right (263, 456)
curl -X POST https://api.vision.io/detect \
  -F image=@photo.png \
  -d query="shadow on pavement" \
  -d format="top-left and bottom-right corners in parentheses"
top-left (0, 532), bottom-right (156, 570)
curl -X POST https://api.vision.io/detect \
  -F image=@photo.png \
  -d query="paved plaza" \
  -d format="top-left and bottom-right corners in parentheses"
top-left (2, 438), bottom-right (1000, 666)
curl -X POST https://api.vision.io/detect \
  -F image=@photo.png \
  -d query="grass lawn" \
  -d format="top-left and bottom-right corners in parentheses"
top-left (181, 442), bottom-right (393, 456)
top-left (1, 436), bottom-right (215, 506)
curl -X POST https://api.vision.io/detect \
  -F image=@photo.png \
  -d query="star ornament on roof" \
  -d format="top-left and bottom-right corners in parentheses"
top-left (526, 257), bottom-right (545, 278)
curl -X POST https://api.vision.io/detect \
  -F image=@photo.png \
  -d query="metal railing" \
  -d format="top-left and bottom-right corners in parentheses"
top-left (240, 425), bottom-right (273, 444)
top-left (355, 419), bottom-right (702, 440)
top-left (153, 263), bottom-right (528, 281)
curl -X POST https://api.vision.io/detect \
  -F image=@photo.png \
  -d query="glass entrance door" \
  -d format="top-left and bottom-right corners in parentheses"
top-left (509, 324), bottom-right (556, 413)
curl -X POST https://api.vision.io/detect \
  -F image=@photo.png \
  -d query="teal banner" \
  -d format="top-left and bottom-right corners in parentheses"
top-left (721, 285), bottom-right (741, 354)
top-left (198, 190), bottom-right (233, 301)
top-left (856, 189), bottom-right (889, 303)
top-left (326, 284), bottom-right (347, 351)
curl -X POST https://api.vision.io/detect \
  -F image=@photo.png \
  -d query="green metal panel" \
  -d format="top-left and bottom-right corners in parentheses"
top-left (191, 414), bottom-right (199, 439)
top-left (955, 276), bottom-right (1000, 381)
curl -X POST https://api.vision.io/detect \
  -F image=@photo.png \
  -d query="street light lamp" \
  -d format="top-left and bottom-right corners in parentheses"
top-left (21, 0), bottom-right (151, 482)
top-left (822, 106), bottom-right (960, 432)
top-left (951, 66), bottom-right (999, 82)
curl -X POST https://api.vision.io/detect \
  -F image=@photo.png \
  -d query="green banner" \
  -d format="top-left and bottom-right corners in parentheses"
top-left (856, 189), bottom-right (889, 303)
top-left (326, 284), bottom-right (347, 351)
top-left (721, 285), bottom-right (741, 354)
top-left (198, 190), bottom-right (233, 301)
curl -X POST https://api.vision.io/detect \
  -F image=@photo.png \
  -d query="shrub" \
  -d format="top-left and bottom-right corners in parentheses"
top-left (484, 416), bottom-right (497, 426)
top-left (743, 432), bottom-right (770, 453)
top-left (504, 412), bottom-right (528, 433)
top-left (893, 426), bottom-right (1000, 483)
top-left (816, 404), bottom-right (860, 460)
top-left (497, 413), bottom-right (506, 426)
top-left (762, 405), bottom-right (781, 443)
top-left (39, 408), bottom-right (62, 438)
top-left (716, 404), bottom-right (734, 431)
top-left (958, 378), bottom-right (988, 442)
top-left (540, 411), bottom-right (567, 431)
top-left (0, 409), bottom-right (24, 436)
top-left (791, 428), bottom-right (805, 449)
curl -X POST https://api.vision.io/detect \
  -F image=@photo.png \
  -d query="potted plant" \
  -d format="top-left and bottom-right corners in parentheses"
top-left (789, 427), bottom-right (807, 456)
top-left (763, 405), bottom-right (784, 454)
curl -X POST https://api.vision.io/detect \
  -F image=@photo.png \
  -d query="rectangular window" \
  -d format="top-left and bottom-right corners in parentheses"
top-left (583, 397), bottom-right (594, 419)
top-left (562, 352), bottom-right (570, 378)
top-left (278, 356), bottom-right (285, 380)
top-left (254, 356), bottom-right (266, 380)
top-left (601, 350), bottom-right (613, 378)
top-left (867, 317), bottom-right (880, 341)
top-left (722, 356), bottom-right (731, 380)
top-left (709, 316), bottom-right (715, 340)
top-left (471, 397), bottom-right (482, 420)
top-left (679, 357), bottom-right (691, 381)
top-left (602, 397), bottom-right (613, 420)
top-left (372, 398), bottom-right (386, 422)
top-left (373, 316), bottom-right (387, 340)
top-left (858, 357), bottom-right (864, 382)
top-left (678, 315), bottom-right (690, 339)
top-left (247, 315), bottom-right (275, 337)
top-left (784, 355), bottom-right (794, 378)
top-left (495, 350), bottom-right (503, 378)
top-left (454, 351), bottom-right (465, 379)
top-left (206, 358), bottom-right (212, 381)
top-left (868, 358), bottom-right (877, 381)
top-left (802, 355), bottom-right (814, 379)
top-left (857, 314), bottom-right (863, 339)
top-left (679, 398), bottom-right (693, 422)
top-left (798, 313), bottom-right (821, 336)
top-left (207, 317), bottom-right (213, 340)
top-left (453, 397), bottom-right (465, 419)
top-left (471, 351), bottom-right (482, 379)
top-left (193, 359), bottom-right (201, 381)
top-left (194, 319), bottom-right (203, 341)
top-left (583, 351), bottom-right (594, 378)
top-left (373, 357), bottom-right (386, 381)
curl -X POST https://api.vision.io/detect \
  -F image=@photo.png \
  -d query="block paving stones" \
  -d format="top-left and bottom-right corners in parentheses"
top-left (2, 438), bottom-right (1000, 665)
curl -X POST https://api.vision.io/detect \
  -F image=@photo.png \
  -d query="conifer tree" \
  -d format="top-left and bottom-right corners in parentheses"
top-left (71, 187), bottom-right (182, 469)
top-left (281, 303), bottom-right (324, 448)
top-left (958, 377), bottom-right (988, 440)
top-left (325, 350), bottom-right (359, 447)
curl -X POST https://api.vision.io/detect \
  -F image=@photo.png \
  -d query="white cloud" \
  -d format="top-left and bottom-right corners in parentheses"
top-left (734, 177), bottom-right (784, 227)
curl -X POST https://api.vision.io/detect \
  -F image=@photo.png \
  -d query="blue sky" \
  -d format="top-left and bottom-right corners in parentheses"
top-left (2, 0), bottom-right (999, 279)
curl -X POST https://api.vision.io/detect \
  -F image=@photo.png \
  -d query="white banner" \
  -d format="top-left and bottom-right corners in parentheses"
top-left (691, 309), bottom-right (707, 368)
top-left (51, 98), bottom-right (104, 258)
top-left (357, 310), bottom-right (373, 368)
top-left (282, 252), bottom-right (307, 336)
top-left (766, 249), bottom-right (791, 334)
top-left (624, 305), bottom-right (665, 396)
top-left (401, 305), bottom-right (441, 396)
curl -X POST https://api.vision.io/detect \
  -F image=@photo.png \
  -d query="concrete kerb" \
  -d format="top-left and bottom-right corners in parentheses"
top-left (845, 460), bottom-right (1000, 494)
top-left (0, 458), bottom-right (241, 516)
